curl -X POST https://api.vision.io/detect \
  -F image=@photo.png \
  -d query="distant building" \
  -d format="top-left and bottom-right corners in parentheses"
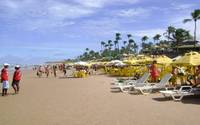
top-left (141, 40), bottom-right (200, 58)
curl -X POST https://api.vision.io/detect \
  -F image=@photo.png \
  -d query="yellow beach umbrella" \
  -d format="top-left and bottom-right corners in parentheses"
top-left (136, 56), bottom-right (153, 64)
top-left (154, 55), bottom-right (172, 65)
top-left (172, 51), bottom-right (200, 66)
top-left (123, 59), bottom-right (137, 65)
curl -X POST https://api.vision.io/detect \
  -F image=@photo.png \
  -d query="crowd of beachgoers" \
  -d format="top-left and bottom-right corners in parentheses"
top-left (31, 51), bottom-right (200, 100)
top-left (2, 51), bottom-right (200, 100)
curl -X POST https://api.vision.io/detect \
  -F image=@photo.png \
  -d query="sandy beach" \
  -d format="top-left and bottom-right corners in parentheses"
top-left (0, 70), bottom-right (200, 125)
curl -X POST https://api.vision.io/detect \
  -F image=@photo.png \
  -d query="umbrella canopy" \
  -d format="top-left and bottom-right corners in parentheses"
top-left (74, 61), bottom-right (89, 66)
top-left (107, 60), bottom-right (125, 66)
top-left (123, 59), bottom-right (137, 65)
top-left (136, 56), bottom-right (153, 64)
top-left (172, 56), bottom-right (182, 61)
top-left (172, 51), bottom-right (200, 66)
top-left (154, 55), bottom-right (172, 64)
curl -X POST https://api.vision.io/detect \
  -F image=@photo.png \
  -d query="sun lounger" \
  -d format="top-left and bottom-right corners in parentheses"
top-left (160, 86), bottom-right (200, 101)
top-left (133, 74), bottom-right (172, 95)
top-left (110, 73), bottom-right (150, 92)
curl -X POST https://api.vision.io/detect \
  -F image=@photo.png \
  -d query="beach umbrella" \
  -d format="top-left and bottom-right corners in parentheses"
top-left (74, 61), bottom-right (89, 66)
top-left (154, 55), bottom-right (172, 65)
top-left (172, 51), bottom-right (200, 66)
top-left (172, 56), bottom-right (182, 61)
top-left (115, 62), bottom-right (127, 67)
top-left (110, 60), bottom-right (122, 64)
top-left (136, 56), bottom-right (153, 64)
top-left (123, 59), bottom-right (137, 65)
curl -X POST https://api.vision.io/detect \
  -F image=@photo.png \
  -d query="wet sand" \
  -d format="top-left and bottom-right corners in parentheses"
top-left (0, 71), bottom-right (200, 125)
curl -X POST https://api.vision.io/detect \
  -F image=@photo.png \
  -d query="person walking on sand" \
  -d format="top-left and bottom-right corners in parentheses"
top-left (12, 65), bottom-right (22, 94)
top-left (1, 63), bottom-right (10, 96)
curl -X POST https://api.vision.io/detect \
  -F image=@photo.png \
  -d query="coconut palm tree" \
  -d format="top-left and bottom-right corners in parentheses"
top-left (85, 48), bottom-right (89, 52)
top-left (114, 40), bottom-right (118, 50)
top-left (101, 41), bottom-right (105, 52)
top-left (171, 28), bottom-right (192, 52)
top-left (164, 26), bottom-right (176, 42)
top-left (128, 39), bottom-right (135, 54)
top-left (141, 36), bottom-right (149, 42)
top-left (123, 41), bottom-right (127, 46)
top-left (115, 33), bottom-right (121, 52)
top-left (127, 34), bottom-right (132, 39)
top-left (183, 9), bottom-right (200, 46)
top-left (153, 34), bottom-right (161, 44)
top-left (141, 36), bottom-right (149, 50)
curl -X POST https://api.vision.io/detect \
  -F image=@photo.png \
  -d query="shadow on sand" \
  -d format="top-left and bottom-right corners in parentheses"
top-left (152, 95), bottom-right (200, 105)
top-left (0, 93), bottom-right (16, 97)
top-left (181, 95), bottom-right (200, 105)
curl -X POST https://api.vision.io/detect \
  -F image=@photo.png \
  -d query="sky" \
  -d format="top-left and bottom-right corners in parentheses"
top-left (0, 0), bottom-right (200, 64)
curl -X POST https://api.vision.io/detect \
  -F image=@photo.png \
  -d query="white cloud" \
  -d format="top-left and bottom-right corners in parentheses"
top-left (47, 2), bottom-right (94, 19)
top-left (171, 3), bottom-right (195, 10)
top-left (118, 8), bottom-right (149, 17)
top-left (0, 0), bottom-right (96, 31)
top-left (74, 0), bottom-right (140, 8)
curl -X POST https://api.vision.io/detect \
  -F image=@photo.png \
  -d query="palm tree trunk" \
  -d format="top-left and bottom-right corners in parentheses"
top-left (117, 42), bottom-right (120, 54)
top-left (194, 20), bottom-right (197, 47)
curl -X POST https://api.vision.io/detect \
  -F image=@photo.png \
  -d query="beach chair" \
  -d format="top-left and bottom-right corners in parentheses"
top-left (160, 86), bottom-right (200, 101)
top-left (133, 74), bottom-right (172, 95)
top-left (110, 73), bottom-right (150, 92)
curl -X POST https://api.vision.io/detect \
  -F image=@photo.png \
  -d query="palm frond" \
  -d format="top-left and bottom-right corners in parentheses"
top-left (183, 19), bottom-right (192, 23)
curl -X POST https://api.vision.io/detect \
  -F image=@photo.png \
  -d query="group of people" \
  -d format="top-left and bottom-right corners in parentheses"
top-left (149, 60), bottom-right (200, 86)
top-left (1, 63), bottom-right (22, 96)
top-left (35, 64), bottom-right (68, 78)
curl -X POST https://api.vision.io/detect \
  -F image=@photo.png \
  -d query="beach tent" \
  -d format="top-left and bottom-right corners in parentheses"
top-left (172, 51), bottom-right (200, 66)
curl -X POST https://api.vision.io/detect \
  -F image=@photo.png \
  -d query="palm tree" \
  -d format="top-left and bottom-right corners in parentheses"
top-left (123, 41), bottom-right (127, 46)
top-left (133, 42), bottom-right (138, 53)
top-left (141, 36), bottom-right (149, 50)
top-left (164, 26), bottom-right (176, 42)
top-left (115, 33), bottom-right (121, 52)
top-left (128, 39), bottom-right (135, 54)
top-left (114, 40), bottom-right (118, 50)
top-left (127, 34), bottom-right (132, 39)
top-left (141, 36), bottom-right (149, 42)
top-left (85, 48), bottom-right (89, 52)
top-left (100, 41), bottom-right (105, 52)
top-left (104, 44), bottom-right (109, 50)
top-left (171, 28), bottom-right (192, 52)
top-left (153, 34), bottom-right (161, 44)
top-left (108, 40), bottom-right (112, 45)
top-left (183, 9), bottom-right (200, 46)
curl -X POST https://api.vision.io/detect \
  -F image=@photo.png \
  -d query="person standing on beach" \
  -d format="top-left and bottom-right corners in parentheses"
top-left (12, 65), bottom-right (22, 94)
top-left (1, 63), bottom-right (10, 96)
top-left (150, 61), bottom-right (160, 82)
top-left (45, 65), bottom-right (50, 78)
top-left (53, 65), bottom-right (57, 77)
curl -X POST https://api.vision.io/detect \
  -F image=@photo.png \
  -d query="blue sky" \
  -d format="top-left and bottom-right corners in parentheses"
top-left (0, 0), bottom-right (200, 64)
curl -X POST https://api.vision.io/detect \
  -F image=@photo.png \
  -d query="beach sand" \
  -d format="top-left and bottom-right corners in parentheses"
top-left (0, 70), bottom-right (200, 125)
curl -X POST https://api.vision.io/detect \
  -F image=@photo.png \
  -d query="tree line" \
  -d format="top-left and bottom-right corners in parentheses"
top-left (77, 9), bottom-right (200, 61)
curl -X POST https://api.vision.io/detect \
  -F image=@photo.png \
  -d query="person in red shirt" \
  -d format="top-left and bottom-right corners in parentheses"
top-left (12, 65), bottom-right (22, 94)
top-left (1, 63), bottom-right (10, 96)
top-left (150, 61), bottom-right (160, 82)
